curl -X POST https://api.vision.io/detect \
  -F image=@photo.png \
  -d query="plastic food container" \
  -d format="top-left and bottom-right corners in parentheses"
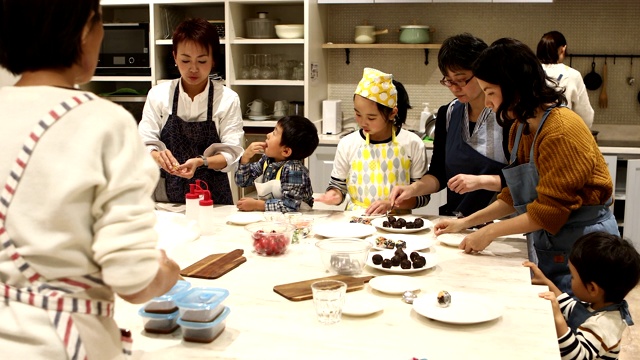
top-left (138, 308), bottom-right (180, 334)
top-left (246, 12), bottom-right (277, 39)
top-left (178, 306), bottom-right (230, 343)
top-left (143, 280), bottom-right (191, 313)
top-left (175, 287), bottom-right (229, 322)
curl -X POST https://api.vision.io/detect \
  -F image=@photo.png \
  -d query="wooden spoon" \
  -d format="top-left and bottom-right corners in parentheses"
top-left (599, 61), bottom-right (608, 108)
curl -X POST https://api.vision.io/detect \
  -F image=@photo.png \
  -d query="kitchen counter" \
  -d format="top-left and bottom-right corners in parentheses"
top-left (318, 130), bottom-right (434, 149)
top-left (114, 207), bottom-right (559, 359)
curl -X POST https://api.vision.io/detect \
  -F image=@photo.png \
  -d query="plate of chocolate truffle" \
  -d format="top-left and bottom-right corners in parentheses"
top-left (371, 216), bottom-right (432, 234)
top-left (365, 234), bottom-right (434, 251)
top-left (366, 247), bottom-right (436, 274)
top-left (412, 291), bottom-right (505, 324)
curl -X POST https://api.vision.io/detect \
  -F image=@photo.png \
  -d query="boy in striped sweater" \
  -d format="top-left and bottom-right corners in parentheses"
top-left (524, 232), bottom-right (640, 359)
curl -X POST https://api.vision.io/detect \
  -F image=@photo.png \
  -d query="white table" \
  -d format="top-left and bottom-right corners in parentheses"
top-left (115, 207), bottom-right (560, 359)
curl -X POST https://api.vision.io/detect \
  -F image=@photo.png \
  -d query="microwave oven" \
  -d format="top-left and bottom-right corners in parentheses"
top-left (96, 23), bottom-right (150, 76)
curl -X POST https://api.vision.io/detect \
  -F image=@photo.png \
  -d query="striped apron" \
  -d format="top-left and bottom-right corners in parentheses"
top-left (0, 93), bottom-right (131, 359)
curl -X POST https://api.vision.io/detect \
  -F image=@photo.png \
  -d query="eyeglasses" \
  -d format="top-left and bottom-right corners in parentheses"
top-left (440, 75), bottom-right (475, 88)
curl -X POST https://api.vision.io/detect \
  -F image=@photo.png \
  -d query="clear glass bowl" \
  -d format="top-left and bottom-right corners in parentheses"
top-left (316, 238), bottom-right (372, 275)
top-left (245, 221), bottom-right (295, 256)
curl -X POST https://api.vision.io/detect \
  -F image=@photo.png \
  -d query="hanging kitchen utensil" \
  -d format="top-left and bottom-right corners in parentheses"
top-left (627, 58), bottom-right (635, 86)
top-left (584, 58), bottom-right (602, 91)
top-left (598, 59), bottom-right (608, 108)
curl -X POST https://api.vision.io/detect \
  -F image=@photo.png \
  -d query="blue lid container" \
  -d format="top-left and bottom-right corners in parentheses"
top-left (175, 287), bottom-right (229, 322)
top-left (177, 306), bottom-right (231, 343)
top-left (143, 279), bottom-right (191, 313)
top-left (138, 308), bottom-right (180, 334)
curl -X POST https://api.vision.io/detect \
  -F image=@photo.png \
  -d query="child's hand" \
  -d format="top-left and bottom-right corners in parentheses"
top-left (539, 290), bottom-right (568, 336)
top-left (523, 261), bottom-right (548, 285)
top-left (237, 197), bottom-right (264, 212)
top-left (366, 200), bottom-right (392, 215)
top-left (314, 190), bottom-right (342, 205)
top-left (242, 142), bottom-right (266, 163)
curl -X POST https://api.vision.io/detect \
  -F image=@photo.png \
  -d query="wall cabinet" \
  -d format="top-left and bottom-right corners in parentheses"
top-left (89, 0), bottom-right (329, 124)
top-left (624, 160), bottom-right (640, 250)
top-left (309, 145), bottom-right (336, 193)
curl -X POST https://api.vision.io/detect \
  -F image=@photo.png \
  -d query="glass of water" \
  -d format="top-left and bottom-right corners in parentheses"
top-left (311, 280), bottom-right (347, 324)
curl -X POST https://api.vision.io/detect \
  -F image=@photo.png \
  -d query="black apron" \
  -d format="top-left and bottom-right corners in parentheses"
top-left (502, 106), bottom-right (618, 293)
top-left (159, 81), bottom-right (233, 204)
top-left (443, 101), bottom-right (506, 217)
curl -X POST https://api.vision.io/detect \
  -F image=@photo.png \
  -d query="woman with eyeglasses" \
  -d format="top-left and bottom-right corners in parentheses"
top-left (434, 38), bottom-right (617, 294)
top-left (390, 33), bottom-right (510, 217)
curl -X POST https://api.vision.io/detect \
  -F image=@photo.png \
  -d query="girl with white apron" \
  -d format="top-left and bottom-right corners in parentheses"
top-left (502, 106), bottom-right (618, 293)
top-left (0, 94), bottom-right (131, 359)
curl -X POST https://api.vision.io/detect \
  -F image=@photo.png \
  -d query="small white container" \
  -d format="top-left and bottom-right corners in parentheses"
top-left (178, 306), bottom-right (230, 343)
top-left (175, 287), bottom-right (229, 322)
top-left (138, 308), bottom-right (180, 334)
top-left (143, 280), bottom-right (191, 313)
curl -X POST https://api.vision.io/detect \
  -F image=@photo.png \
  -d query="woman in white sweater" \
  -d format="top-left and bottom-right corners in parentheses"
top-left (0, 1), bottom-right (180, 358)
top-left (537, 31), bottom-right (594, 128)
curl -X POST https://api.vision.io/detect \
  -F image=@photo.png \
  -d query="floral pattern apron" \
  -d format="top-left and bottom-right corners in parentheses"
top-left (0, 93), bottom-right (130, 359)
top-left (347, 128), bottom-right (411, 211)
top-left (502, 106), bottom-right (618, 293)
top-left (158, 81), bottom-right (233, 204)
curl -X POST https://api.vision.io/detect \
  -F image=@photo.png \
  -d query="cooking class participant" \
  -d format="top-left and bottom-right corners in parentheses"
top-left (434, 38), bottom-right (618, 294)
top-left (0, 1), bottom-right (181, 358)
top-left (389, 33), bottom-right (510, 218)
top-left (235, 115), bottom-right (319, 212)
top-left (537, 30), bottom-right (594, 128)
top-left (139, 18), bottom-right (243, 205)
top-left (524, 232), bottom-right (640, 360)
top-left (315, 68), bottom-right (428, 215)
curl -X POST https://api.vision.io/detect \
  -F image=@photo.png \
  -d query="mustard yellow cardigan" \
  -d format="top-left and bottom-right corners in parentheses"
top-left (497, 107), bottom-right (613, 234)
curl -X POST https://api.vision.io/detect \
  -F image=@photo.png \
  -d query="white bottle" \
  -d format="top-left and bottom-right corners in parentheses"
top-left (185, 183), bottom-right (201, 223)
top-left (198, 190), bottom-right (215, 236)
top-left (419, 102), bottom-right (433, 136)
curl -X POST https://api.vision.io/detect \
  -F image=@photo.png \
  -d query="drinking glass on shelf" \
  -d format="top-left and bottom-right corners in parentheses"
top-left (292, 61), bottom-right (304, 80)
top-left (250, 54), bottom-right (261, 79)
top-left (260, 54), bottom-right (275, 79)
top-left (241, 54), bottom-right (254, 79)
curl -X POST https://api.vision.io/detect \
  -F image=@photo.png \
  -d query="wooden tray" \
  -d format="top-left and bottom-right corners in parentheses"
top-left (273, 274), bottom-right (375, 301)
top-left (180, 249), bottom-right (246, 279)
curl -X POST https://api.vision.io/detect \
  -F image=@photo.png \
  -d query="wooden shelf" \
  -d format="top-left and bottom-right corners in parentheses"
top-left (322, 43), bottom-right (441, 49)
top-left (322, 43), bottom-right (442, 65)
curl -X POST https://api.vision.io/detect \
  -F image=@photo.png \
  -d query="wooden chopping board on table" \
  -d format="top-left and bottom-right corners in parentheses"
top-left (273, 274), bottom-right (375, 301)
top-left (180, 249), bottom-right (246, 279)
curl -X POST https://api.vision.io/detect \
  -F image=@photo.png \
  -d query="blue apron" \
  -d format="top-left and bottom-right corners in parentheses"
top-left (566, 299), bottom-right (633, 332)
top-left (443, 101), bottom-right (505, 217)
top-left (502, 106), bottom-right (618, 293)
top-left (159, 81), bottom-right (233, 204)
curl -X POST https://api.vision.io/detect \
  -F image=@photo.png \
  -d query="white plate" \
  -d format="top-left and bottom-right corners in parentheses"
top-left (366, 250), bottom-right (437, 274)
top-left (154, 211), bottom-right (200, 253)
top-left (365, 234), bottom-right (434, 251)
top-left (226, 212), bottom-right (265, 225)
top-left (413, 292), bottom-right (504, 324)
top-left (371, 216), bottom-right (433, 234)
top-left (341, 296), bottom-right (384, 316)
top-left (437, 233), bottom-right (467, 247)
top-left (314, 222), bottom-right (376, 238)
top-left (247, 115), bottom-right (272, 121)
top-left (368, 275), bottom-right (421, 295)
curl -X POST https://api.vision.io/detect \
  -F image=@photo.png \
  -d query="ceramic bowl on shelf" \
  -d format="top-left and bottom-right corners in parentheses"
top-left (275, 24), bottom-right (304, 39)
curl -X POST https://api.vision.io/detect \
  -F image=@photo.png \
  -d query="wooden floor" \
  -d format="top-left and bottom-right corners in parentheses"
top-left (620, 285), bottom-right (639, 359)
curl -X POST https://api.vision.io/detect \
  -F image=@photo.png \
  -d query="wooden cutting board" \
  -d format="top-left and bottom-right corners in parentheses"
top-left (180, 249), bottom-right (246, 279)
top-left (273, 274), bottom-right (375, 301)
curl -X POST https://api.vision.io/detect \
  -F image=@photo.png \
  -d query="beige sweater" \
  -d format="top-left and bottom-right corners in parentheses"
top-left (498, 107), bottom-right (612, 234)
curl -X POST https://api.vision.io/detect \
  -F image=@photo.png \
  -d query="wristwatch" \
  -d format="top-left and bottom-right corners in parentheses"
top-left (198, 155), bottom-right (208, 169)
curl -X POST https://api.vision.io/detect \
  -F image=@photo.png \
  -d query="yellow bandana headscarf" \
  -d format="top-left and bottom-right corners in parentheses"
top-left (354, 67), bottom-right (397, 108)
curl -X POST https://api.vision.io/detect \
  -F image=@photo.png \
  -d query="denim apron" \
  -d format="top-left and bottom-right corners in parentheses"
top-left (502, 107), bottom-right (618, 293)
top-left (443, 101), bottom-right (506, 217)
top-left (346, 127), bottom-right (411, 211)
top-left (158, 81), bottom-right (233, 204)
top-left (0, 93), bottom-right (131, 359)
top-left (567, 300), bottom-right (633, 332)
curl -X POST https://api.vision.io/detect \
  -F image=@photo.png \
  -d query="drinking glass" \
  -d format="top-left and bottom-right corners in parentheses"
top-left (311, 280), bottom-right (347, 324)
